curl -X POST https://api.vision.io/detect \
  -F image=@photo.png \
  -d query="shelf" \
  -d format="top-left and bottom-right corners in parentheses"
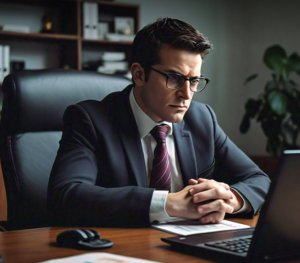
top-left (77, 0), bottom-right (139, 8)
top-left (82, 38), bottom-right (132, 45)
top-left (0, 0), bottom-right (139, 71)
top-left (0, 31), bottom-right (78, 42)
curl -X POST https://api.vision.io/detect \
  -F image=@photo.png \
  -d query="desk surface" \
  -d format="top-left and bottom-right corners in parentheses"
top-left (0, 217), bottom-right (259, 263)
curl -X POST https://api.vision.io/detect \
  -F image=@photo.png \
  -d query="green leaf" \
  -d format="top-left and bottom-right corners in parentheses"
top-left (289, 80), bottom-right (297, 86)
top-left (240, 114), bottom-right (251, 133)
top-left (288, 52), bottom-right (300, 74)
top-left (281, 121), bottom-right (295, 141)
top-left (257, 103), bottom-right (271, 122)
top-left (285, 90), bottom-right (299, 114)
top-left (244, 74), bottom-right (258, 86)
top-left (266, 137), bottom-right (283, 157)
top-left (267, 90), bottom-right (287, 115)
top-left (245, 98), bottom-right (262, 118)
top-left (291, 114), bottom-right (300, 129)
top-left (263, 45), bottom-right (287, 76)
top-left (264, 81), bottom-right (278, 93)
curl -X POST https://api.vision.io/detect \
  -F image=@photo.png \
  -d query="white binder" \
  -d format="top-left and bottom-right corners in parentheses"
top-left (83, 2), bottom-right (91, 39)
top-left (3, 45), bottom-right (10, 79)
top-left (90, 2), bottom-right (98, 39)
top-left (0, 45), bottom-right (3, 82)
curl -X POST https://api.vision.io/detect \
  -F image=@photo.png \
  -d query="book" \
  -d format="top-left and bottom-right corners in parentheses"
top-left (105, 33), bottom-right (135, 42)
top-left (152, 219), bottom-right (250, 236)
top-left (102, 61), bottom-right (128, 70)
top-left (97, 22), bottom-right (109, 40)
top-left (102, 52), bottom-right (126, 61)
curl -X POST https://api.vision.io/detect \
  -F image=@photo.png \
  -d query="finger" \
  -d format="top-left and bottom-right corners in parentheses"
top-left (188, 179), bottom-right (199, 185)
top-left (189, 180), bottom-right (220, 194)
top-left (200, 211), bottom-right (226, 224)
top-left (197, 199), bottom-right (234, 215)
top-left (219, 182), bottom-right (230, 191)
top-left (193, 188), bottom-right (233, 203)
top-left (198, 179), bottom-right (230, 191)
top-left (197, 178), bottom-right (207, 183)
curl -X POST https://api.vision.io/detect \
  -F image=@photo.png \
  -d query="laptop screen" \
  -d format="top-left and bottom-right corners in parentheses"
top-left (249, 150), bottom-right (300, 262)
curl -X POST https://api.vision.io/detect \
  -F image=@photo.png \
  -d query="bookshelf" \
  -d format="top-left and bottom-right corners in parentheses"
top-left (0, 0), bottom-right (139, 71)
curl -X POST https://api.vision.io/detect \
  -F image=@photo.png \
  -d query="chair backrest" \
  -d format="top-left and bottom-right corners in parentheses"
top-left (0, 69), bottom-right (131, 230)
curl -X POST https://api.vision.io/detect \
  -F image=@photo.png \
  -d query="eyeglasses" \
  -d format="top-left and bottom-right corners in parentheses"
top-left (150, 67), bottom-right (210, 92)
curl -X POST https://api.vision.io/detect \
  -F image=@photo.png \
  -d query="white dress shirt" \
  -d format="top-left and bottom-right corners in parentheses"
top-left (129, 88), bottom-right (250, 223)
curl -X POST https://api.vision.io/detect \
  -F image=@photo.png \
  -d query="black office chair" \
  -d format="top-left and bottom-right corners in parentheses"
top-left (0, 69), bottom-right (131, 230)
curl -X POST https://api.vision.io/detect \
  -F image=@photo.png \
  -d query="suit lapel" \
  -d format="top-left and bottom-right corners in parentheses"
top-left (113, 86), bottom-right (148, 187)
top-left (173, 121), bottom-right (197, 186)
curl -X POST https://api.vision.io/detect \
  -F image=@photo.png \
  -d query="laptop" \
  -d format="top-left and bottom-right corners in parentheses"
top-left (162, 150), bottom-right (300, 263)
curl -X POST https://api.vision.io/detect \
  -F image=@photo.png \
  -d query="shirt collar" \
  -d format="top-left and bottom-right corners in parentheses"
top-left (129, 88), bottom-right (173, 139)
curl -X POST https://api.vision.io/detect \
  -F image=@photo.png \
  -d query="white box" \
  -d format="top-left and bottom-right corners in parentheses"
top-left (1, 24), bottom-right (30, 33)
top-left (3, 45), bottom-right (10, 79)
top-left (0, 45), bottom-right (3, 82)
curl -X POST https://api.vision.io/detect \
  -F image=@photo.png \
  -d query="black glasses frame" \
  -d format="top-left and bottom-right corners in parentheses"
top-left (150, 67), bottom-right (210, 92)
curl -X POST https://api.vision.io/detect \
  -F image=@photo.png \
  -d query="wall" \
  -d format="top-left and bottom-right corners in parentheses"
top-left (0, 3), bottom-right (59, 69)
top-left (1, 0), bottom-right (300, 155)
top-left (118, 0), bottom-right (300, 156)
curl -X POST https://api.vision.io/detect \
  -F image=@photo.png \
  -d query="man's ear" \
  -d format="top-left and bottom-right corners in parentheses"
top-left (131, 63), bottom-right (145, 86)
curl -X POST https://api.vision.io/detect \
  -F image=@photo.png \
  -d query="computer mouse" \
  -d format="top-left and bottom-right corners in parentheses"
top-left (56, 229), bottom-right (114, 250)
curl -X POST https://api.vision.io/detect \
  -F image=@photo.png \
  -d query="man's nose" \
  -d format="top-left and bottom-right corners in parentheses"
top-left (178, 80), bottom-right (193, 100)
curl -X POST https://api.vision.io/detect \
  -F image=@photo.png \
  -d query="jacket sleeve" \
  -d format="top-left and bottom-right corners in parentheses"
top-left (206, 105), bottom-right (271, 218)
top-left (47, 104), bottom-right (154, 227)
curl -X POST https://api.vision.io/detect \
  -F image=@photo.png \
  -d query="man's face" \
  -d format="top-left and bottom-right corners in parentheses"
top-left (134, 47), bottom-right (202, 123)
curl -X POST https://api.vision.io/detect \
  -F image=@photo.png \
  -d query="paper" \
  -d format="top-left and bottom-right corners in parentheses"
top-left (38, 252), bottom-right (161, 263)
top-left (152, 219), bottom-right (250, 236)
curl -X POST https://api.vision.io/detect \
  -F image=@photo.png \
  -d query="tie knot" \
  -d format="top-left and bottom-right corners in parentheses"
top-left (150, 125), bottom-right (168, 143)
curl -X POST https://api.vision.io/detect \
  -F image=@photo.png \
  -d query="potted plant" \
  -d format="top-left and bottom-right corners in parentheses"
top-left (240, 45), bottom-right (300, 157)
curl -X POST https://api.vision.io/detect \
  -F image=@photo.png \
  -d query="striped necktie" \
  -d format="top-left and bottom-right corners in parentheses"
top-left (149, 124), bottom-right (171, 191)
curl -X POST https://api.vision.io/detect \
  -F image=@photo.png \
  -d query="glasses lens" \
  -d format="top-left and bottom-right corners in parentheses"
top-left (191, 78), bottom-right (206, 92)
top-left (167, 74), bottom-right (185, 89)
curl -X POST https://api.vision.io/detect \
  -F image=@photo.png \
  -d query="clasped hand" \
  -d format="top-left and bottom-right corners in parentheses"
top-left (166, 178), bottom-right (243, 224)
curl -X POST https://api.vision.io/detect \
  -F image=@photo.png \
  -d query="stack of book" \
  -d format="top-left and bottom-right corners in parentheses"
top-left (97, 52), bottom-right (129, 75)
top-left (0, 45), bottom-right (10, 83)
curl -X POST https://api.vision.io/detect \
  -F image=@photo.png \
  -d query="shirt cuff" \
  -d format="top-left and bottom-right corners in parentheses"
top-left (149, 190), bottom-right (179, 223)
top-left (230, 187), bottom-right (252, 214)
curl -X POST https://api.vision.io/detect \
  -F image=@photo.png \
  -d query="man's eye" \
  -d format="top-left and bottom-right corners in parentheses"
top-left (169, 74), bottom-right (182, 81)
top-left (191, 79), bottom-right (200, 84)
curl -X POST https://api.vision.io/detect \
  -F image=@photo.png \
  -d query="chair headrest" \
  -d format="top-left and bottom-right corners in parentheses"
top-left (1, 69), bottom-right (131, 133)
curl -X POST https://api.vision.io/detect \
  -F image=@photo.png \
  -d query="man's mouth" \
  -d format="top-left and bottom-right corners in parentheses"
top-left (169, 105), bottom-right (187, 109)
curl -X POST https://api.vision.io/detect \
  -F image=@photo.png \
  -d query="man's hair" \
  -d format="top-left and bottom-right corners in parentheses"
top-left (129, 17), bottom-right (213, 82)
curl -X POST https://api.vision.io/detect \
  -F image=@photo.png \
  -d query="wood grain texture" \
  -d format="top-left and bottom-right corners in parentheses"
top-left (0, 218), bottom-right (259, 263)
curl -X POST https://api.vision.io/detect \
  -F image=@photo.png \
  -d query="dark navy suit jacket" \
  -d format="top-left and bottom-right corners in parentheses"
top-left (47, 85), bottom-right (271, 227)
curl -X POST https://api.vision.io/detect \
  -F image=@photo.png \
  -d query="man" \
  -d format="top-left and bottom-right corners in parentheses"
top-left (47, 18), bottom-right (270, 227)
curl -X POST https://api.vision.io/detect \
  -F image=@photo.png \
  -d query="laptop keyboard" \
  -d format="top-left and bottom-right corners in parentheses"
top-left (205, 237), bottom-right (252, 253)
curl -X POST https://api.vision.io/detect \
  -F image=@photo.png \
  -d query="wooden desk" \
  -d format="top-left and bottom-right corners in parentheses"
top-left (0, 218), bottom-right (258, 263)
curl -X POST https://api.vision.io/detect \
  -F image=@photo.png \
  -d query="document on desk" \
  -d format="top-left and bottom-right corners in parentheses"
top-left (152, 219), bottom-right (250, 236)
top-left (38, 252), bottom-right (161, 263)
